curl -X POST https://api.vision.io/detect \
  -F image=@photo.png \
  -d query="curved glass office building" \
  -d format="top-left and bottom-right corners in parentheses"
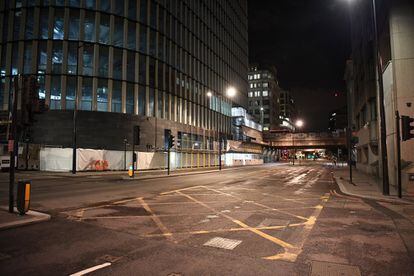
top-left (0, 0), bottom-right (248, 168)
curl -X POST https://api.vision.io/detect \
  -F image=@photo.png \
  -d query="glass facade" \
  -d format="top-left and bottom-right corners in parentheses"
top-left (0, 0), bottom-right (248, 136)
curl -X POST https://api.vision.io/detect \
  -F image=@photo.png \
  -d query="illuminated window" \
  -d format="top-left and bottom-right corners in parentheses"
top-left (53, 9), bottom-right (64, 40)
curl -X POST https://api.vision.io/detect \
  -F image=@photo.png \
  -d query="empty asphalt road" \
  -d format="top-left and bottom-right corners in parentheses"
top-left (0, 164), bottom-right (413, 275)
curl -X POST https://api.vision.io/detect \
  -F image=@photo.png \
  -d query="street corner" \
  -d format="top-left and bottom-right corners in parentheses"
top-left (0, 207), bottom-right (51, 231)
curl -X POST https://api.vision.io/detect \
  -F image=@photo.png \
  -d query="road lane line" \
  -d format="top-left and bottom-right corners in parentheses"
top-left (137, 197), bottom-right (176, 243)
top-left (69, 262), bottom-right (111, 276)
top-left (176, 191), bottom-right (295, 250)
top-left (141, 222), bottom-right (305, 238)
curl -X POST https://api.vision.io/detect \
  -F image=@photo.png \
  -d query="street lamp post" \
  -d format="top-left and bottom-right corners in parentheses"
top-left (207, 87), bottom-right (236, 171)
top-left (293, 120), bottom-right (304, 166)
top-left (346, 0), bottom-right (389, 194)
top-left (72, 43), bottom-right (87, 174)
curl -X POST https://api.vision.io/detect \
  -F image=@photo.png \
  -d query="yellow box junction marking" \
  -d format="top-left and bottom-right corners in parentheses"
top-left (137, 197), bottom-right (176, 243)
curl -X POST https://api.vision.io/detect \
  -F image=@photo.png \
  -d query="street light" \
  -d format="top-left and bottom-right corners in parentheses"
top-left (207, 87), bottom-right (236, 170)
top-left (260, 107), bottom-right (264, 126)
top-left (345, 0), bottom-right (389, 195)
top-left (292, 119), bottom-right (304, 165)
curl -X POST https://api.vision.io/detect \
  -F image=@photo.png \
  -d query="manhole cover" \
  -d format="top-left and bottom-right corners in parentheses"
top-left (204, 237), bottom-right (242, 250)
top-left (311, 260), bottom-right (361, 276)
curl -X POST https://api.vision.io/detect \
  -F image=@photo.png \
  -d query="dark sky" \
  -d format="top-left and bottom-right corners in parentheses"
top-left (248, 0), bottom-right (351, 131)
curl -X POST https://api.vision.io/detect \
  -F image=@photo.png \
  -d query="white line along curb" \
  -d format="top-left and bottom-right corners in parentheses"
top-left (69, 262), bottom-right (111, 276)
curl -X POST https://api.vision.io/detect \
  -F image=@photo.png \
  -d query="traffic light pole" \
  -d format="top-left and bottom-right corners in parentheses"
top-left (219, 133), bottom-right (222, 171)
top-left (396, 111), bottom-right (402, 198)
top-left (167, 146), bottom-right (170, 175)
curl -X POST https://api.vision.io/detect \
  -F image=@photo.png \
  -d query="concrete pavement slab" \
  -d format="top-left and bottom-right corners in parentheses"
top-left (0, 207), bottom-right (51, 230)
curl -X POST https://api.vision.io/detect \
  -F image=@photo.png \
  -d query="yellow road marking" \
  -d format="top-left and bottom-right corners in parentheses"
top-left (160, 185), bottom-right (205, 195)
top-left (141, 222), bottom-right (305, 238)
top-left (137, 197), bottom-right (176, 243)
top-left (263, 193), bottom-right (330, 262)
top-left (176, 191), bottom-right (295, 250)
top-left (202, 186), bottom-right (308, 221)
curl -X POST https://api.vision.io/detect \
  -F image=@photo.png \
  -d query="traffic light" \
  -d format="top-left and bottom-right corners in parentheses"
top-left (168, 134), bottom-right (175, 149)
top-left (401, 115), bottom-right (414, 141)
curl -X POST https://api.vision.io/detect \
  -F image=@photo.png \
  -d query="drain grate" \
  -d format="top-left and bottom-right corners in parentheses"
top-left (311, 260), bottom-right (361, 276)
top-left (204, 237), bottom-right (242, 250)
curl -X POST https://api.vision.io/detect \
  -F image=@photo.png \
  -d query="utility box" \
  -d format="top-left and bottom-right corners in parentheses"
top-left (17, 180), bottom-right (31, 215)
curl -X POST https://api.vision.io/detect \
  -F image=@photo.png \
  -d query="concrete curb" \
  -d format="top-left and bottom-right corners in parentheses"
top-left (120, 167), bottom-right (233, 181)
top-left (0, 207), bottom-right (51, 231)
top-left (332, 176), bottom-right (414, 205)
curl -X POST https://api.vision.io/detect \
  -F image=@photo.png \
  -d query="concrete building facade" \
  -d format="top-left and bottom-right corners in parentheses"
top-left (0, 0), bottom-right (248, 170)
top-left (348, 0), bottom-right (414, 193)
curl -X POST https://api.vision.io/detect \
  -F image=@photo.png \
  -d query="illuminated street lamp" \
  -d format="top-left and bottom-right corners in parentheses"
top-left (295, 119), bottom-right (304, 128)
top-left (292, 119), bottom-right (304, 165)
top-left (206, 91), bottom-right (212, 98)
top-left (226, 86), bottom-right (237, 98)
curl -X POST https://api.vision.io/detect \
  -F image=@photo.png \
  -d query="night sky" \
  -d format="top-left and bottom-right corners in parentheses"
top-left (248, 0), bottom-right (351, 131)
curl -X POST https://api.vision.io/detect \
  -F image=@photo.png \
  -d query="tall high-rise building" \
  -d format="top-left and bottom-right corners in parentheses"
top-left (247, 65), bottom-right (280, 131)
top-left (279, 89), bottom-right (295, 129)
top-left (0, 0), bottom-right (248, 170)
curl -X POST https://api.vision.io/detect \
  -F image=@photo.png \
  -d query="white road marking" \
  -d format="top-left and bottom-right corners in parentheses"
top-left (69, 262), bottom-right (111, 276)
top-left (204, 237), bottom-right (242, 250)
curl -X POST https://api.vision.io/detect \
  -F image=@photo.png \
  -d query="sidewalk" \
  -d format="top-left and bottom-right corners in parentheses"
top-left (332, 167), bottom-right (414, 204)
top-left (0, 207), bottom-right (51, 230)
top-left (0, 165), bottom-right (265, 182)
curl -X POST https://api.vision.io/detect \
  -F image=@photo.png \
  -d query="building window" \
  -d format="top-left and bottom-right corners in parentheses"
top-left (128, 0), bottom-right (137, 20)
top-left (127, 51), bottom-right (135, 82)
top-left (53, 9), bottom-right (64, 40)
top-left (25, 9), bottom-right (34, 39)
top-left (50, 76), bottom-right (61, 110)
top-left (140, 0), bottom-right (148, 25)
top-left (112, 81), bottom-right (122, 113)
top-left (98, 46), bottom-right (109, 77)
top-left (39, 8), bottom-right (49, 39)
top-left (138, 85), bottom-right (146, 116)
top-left (263, 90), bottom-right (268, 97)
top-left (84, 11), bottom-right (95, 42)
top-left (139, 25), bottom-right (147, 54)
top-left (81, 77), bottom-right (93, 110)
top-left (139, 54), bottom-right (147, 84)
top-left (113, 48), bottom-right (123, 79)
top-left (127, 22), bottom-right (136, 50)
top-left (149, 87), bottom-right (155, 116)
top-left (66, 76), bottom-right (76, 110)
top-left (85, 0), bottom-right (95, 9)
top-left (100, 0), bottom-right (110, 12)
top-left (82, 44), bottom-right (94, 76)
top-left (23, 43), bottom-right (32, 74)
top-left (97, 79), bottom-right (108, 111)
top-left (248, 92), bottom-right (253, 97)
top-left (99, 14), bottom-right (110, 44)
top-left (263, 82), bottom-right (268, 88)
top-left (126, 83), bottom-right (134, 114)
top-left (68, 9), bottom-right (80, 40)
top-left (52, 41), bottom-right (63, 73)
top-left (113, 17), bottom-right (124, 47)
top-left (67, 42), bottom-right (78, 74)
